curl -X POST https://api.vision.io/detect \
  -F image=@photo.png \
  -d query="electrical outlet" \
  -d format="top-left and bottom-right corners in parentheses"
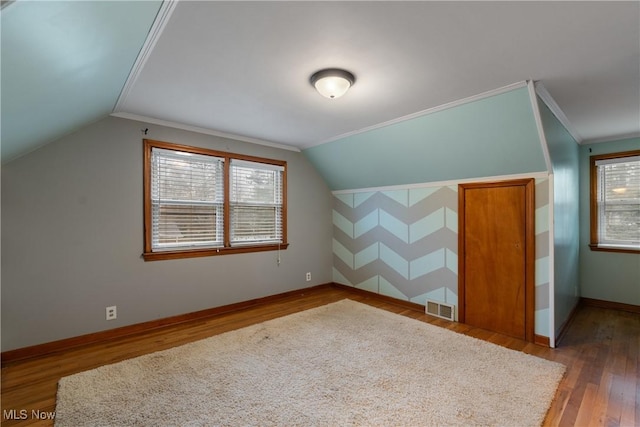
top-left (106, 306), bottom-right (117, 320)
top-left (305, 272), bottom-right (311, 282)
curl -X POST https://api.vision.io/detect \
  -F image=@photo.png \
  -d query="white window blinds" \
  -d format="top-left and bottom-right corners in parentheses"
top-left (595, 155), bottom-right (640, 249)
top-left (151, 148), bottom-right (224, 250)
top-left (229, 159), bottom-right (284, 245)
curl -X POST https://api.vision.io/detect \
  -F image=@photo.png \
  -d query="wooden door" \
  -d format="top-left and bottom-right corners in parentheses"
top-left (458, 179), bottom-right (534, 341)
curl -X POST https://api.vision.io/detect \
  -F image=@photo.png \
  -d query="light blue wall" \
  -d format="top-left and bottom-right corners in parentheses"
top-left (579, 137), bottom-right (640, 305)
top-left (1, 1), bottom-right (162, 163)
top-left (304, 87), bottom-right (547, 191)
top-left (536, 99), bottom-right (580, 335)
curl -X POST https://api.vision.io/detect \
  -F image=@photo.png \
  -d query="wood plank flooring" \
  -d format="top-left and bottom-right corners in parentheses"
top-left (2, 285), bottom-right (638, 426)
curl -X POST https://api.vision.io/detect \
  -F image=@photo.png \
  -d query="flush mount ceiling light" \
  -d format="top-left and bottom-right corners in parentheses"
top-left (310, 68), bottom-right (355, 99)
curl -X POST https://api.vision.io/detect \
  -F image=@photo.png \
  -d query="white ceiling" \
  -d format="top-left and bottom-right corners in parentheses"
top-left (3, 1), bottom-right (639, 163)
top-left (115, 1), bottom-right (640, 150)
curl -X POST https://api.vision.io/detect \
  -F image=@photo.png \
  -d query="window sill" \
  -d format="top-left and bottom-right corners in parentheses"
top-left (589, 244), bottom-right (640, 254)
top-left (143, 243), bottom-right (289, 261)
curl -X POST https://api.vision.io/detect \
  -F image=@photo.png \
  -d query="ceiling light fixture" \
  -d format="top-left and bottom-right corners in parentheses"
top-left (310, 68), bottom-right (355, 99)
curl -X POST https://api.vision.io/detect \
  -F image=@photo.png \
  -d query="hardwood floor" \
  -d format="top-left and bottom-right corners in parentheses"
top-left (1, 285), bottom-right (638, 426)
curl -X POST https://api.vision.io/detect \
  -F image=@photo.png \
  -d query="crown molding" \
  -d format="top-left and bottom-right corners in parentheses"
top-left (309, 81), bottom-right (529, 148)
top-left (581, 131), bottom-right (640, 145)
top-left (114, 0), bottom-right (179, 112)
top-left (111, 112), bottom-right (301, 152)
top-left (527, 80), bottom-right (552, 173)
top-left (534, 81), bottom-right (582, 144)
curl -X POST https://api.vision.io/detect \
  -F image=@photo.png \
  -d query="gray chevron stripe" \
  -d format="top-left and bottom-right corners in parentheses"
top-left (333, 187), bottom-right (458, 224)
top-left (333, 193), bottom-right (379, 223)
top-left (380, 188), bottom-right (457, 222)
top-left (535, 179), bottom-right (549, 208)
top-left (536, 283), bottom-right (549, 309)
top-left (333, 255), bottom-right (457, 300)
top-left (376, 189), bottom-right (457, 224)
top-left (536, 231), bottom-right (549, 259)
top-left (333, 226), bottom-right (457, 261)
top-left (408, 228), bottom-right (457, 255)
top-left (332, 226), bottom-right (380, 254)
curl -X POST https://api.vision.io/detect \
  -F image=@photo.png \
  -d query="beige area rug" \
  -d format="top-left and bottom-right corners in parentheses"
top-left (56, 299), bottom-right (565, 426)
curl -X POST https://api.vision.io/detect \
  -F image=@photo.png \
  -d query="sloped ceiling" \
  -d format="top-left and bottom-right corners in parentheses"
top-left (2, 1), bottom-right (639, 163)
top-left (1, 0), bottom-right (162, 162)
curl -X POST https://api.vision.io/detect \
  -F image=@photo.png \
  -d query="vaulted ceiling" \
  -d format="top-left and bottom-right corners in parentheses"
top-left (2, 1), bottom-right (639, 163)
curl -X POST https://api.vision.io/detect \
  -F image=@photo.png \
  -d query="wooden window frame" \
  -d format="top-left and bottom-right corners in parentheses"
top-left (143, 139), bottom-right (288, 261)
top-left (589, 149), bottom-right (640, 254)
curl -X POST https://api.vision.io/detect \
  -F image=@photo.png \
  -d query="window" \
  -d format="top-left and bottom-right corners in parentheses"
top-left (143, 139), bottom-right (287, 261)
top-left (150, 148), bottom-right (224, 250)
top-left (229, 159), bottom-right (284, 245)
top-left (590, 150), bottom-right (640, 253)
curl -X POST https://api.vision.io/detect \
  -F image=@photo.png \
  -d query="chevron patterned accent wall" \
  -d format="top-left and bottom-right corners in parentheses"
top-left (333, 177), bottom-right (551, 337)
top-left (534, 177), bottom-right (551, 337)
